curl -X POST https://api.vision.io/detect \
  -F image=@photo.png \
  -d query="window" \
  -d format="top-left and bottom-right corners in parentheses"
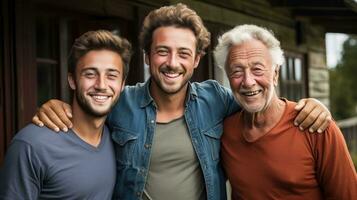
top-left (36, 16), bottom-right (60, 106)
top-left (278, 53), bottom-right (307, 101)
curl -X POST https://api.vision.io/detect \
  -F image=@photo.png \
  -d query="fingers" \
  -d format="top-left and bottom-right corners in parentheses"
top-left (49, 102), bottom-right (73, 129)
top-left (294, 100), bottom-right (316, 127)
top-left (63, 104), bottom-right (73, 119)
top-left (297, 105), bottom-right (320, 131)
top-left (306, 111), bottom-right (330, 133)
top-left (294, 99), bottom-right (307, 111)
top-left (32, 115), bottom-right (44, 127)
top-left (294, 98), bottom-right (332, 133)
top-left (317, 115), bottom-right (332, 133)
top-left (38, 110), bottom-right (60, 132)
top-left (39, 105), bottom-right (68, 132)
top-left (36, 99), bottom-right (72, 132)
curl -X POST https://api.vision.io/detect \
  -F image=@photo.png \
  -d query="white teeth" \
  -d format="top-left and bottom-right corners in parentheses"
top-left (242, 90), bottom-right (260, 96)
top-left (92, 96), bottom-right (109, 100)
top-left (163, 72), bottom-right (180, 78)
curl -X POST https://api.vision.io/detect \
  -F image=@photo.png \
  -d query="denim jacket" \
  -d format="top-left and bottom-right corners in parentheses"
top-left (107, 79), bottom-right (240, 200)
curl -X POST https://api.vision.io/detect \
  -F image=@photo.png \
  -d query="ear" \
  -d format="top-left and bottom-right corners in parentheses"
top-left (273, 65), bottom-right (280, 86)
top-left (193, 53), bottom-right (202, 69)
top-left (121, 80), bottom-right (126, 92)
top-left (68, 73), bottom-right (76, 90)
top-left (144, 53), bottom-right (150, 65)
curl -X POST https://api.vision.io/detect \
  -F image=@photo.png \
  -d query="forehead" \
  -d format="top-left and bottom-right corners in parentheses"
top-left (228, 39), bottom-right (270, 63)
top-left (77, 49), bottom-right (123, 72)
top-left (151, 26), bottom-right (197, 50)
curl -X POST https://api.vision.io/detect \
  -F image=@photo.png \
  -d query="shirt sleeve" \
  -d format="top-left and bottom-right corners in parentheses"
top-left (0, 140), bottom-right (42, 200)
top-left (315, 121), bottom-right (357, 199)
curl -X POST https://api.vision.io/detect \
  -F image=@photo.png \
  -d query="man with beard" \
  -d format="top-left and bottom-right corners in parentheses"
top-left (0, 30), bottom-right (131, 199)
top-left (215, 24), bottom-right (357, 199)
top-left (32, 4), bottom-right (331, 200)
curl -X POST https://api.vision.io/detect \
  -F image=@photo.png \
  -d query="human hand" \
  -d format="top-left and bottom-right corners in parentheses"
top-left (32, 99), bottom-right (73, 132)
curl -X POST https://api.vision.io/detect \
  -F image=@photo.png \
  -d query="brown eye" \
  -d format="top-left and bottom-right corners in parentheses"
top-left (157, 49), bottom-right (168, 56)
top-left (252, 67), bottom-right (264, 76)
top-left (179, 51), bottom-right (191, 59)
top-left (108, 74), bottom-right (118, 80)
top-left (230, 70), bottom-right (243, 78)
top-left (84, 72), bottom-right (96, 78)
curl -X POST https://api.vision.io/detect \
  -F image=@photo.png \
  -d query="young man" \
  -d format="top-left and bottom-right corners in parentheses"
top-left (32, 4), bottom-right (331, 200)
top-left (215, 24), bottom-right (357, 199)
top-left (0, 30), bottom-right (131, 199)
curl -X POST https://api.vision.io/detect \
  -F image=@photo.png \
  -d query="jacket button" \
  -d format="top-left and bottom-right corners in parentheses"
top-left (144, 144), bottom-right (151, 149)
top-left (136, 192), bottom-right (141, 197)
top-left (140, 168), bottom-right (146, 174)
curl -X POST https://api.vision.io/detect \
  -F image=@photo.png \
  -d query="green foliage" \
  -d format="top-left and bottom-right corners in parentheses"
top-left (329, 36), bottom-right (357, 120)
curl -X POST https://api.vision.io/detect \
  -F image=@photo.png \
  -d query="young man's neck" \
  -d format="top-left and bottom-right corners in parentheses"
top-left (71, 101), bottom-right (106, 147)
top-left (150, 80), bottom-right (188, 123)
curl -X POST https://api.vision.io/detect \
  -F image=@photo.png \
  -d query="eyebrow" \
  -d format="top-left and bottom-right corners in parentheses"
top-left (80, 67), bottom-right (121, 74)
top-left (107, 69), bottom-right (121, 74)
top-left (80, 67), bottom-right (97, 73)
top-left (154, 45), bottom-right (169, 50)
top-left (155, 45), bottom-right (193, 53)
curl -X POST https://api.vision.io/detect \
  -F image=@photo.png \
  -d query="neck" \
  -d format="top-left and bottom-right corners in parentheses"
top-left (243, 96), bottom-right (286, 135)
top-left (71, 100), bottom-right (106, 147)
top-left (150, 80), bottom-right (187, 123)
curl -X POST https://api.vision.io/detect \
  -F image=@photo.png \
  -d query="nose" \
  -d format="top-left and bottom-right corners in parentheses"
top-left (94, 74), bottom-right (107, 90)
top-left (242, 71), bottom-right (256, 88)
top-left (167, 53), bottom-right (178, 67)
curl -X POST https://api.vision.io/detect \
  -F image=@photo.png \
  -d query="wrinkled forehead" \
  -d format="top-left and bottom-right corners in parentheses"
top-left (228, 40), bottom-right (270, 64)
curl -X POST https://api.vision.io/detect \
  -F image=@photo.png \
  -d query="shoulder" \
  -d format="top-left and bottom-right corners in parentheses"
top-left (279, 99), bottom-right (299, 123)
top-left (12, 124), bottom-right (64, 147)
top-left (123, 82), bottom-right (145, 92)
top-left (191, 80), bottom-right (232, 98)
top-left (321, 120), bottom-right (345, 141)
top-left (191, 80), bottom-right (228, 91)
top-left (115, 82), bottom-right (147, 107)
top-left (224, 112), bottom-right (239, 125)
top-left (222, 112), bottom-right (241, 142)
top-left (110, 82), bottom-right (145, 110)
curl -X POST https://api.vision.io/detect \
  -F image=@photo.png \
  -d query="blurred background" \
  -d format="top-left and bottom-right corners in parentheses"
top-left (327, 33), bottom-right (357, 169)
top-left (1, 0), bottom-right (356, 167)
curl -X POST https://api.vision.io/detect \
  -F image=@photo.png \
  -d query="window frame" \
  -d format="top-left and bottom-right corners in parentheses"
top-left (278, 51), bottom-right (308, 101)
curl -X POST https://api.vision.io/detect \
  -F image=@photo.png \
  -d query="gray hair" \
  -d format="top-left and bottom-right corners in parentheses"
top-left (214, 24), bottom-right (284, 72)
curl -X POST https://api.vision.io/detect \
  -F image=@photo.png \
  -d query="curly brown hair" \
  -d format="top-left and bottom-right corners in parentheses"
top-left (68, 30), bottom-right (132, 79)
top-left (139, 3), bottom-right (210, 55)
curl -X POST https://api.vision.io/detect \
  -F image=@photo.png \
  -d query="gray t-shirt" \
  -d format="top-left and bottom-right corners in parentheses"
top-left (143, 117), bottom-right (206, 200)
top-left (0, 124), bottom-right (116, 200)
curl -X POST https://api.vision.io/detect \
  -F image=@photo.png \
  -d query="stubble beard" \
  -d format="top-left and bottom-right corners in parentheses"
top-left (75, 89), bottom-right (118, 118)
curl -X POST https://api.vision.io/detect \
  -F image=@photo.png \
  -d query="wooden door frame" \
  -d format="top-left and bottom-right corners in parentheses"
top-left (0, 0), bottom-right (37, 164)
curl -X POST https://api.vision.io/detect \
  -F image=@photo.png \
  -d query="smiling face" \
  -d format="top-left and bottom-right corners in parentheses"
top-left (146, 26), bottom-right (200, 96)
top-left (227, 39), bottom-right (279, 113)
top-left (68, 49), bottom-right (125, 118)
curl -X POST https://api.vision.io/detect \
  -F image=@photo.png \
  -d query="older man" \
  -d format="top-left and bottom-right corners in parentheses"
top-left (215, 24), bottom-right (357, 199)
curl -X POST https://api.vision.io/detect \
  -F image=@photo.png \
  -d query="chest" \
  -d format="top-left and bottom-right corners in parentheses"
top-left (40, 141), bottom-right (116, 198)
top-left (222, 130), bottom-right (318, 192)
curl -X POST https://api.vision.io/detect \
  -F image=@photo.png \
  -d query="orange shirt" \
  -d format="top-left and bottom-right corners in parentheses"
top-left (222, 100), bottom-right (357, 200)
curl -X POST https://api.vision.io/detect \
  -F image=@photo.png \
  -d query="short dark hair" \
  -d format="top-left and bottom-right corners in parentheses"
top-left (139, 3), bottom-right (210, 55)
top-left (68, 30), bottom-right (132, 79)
